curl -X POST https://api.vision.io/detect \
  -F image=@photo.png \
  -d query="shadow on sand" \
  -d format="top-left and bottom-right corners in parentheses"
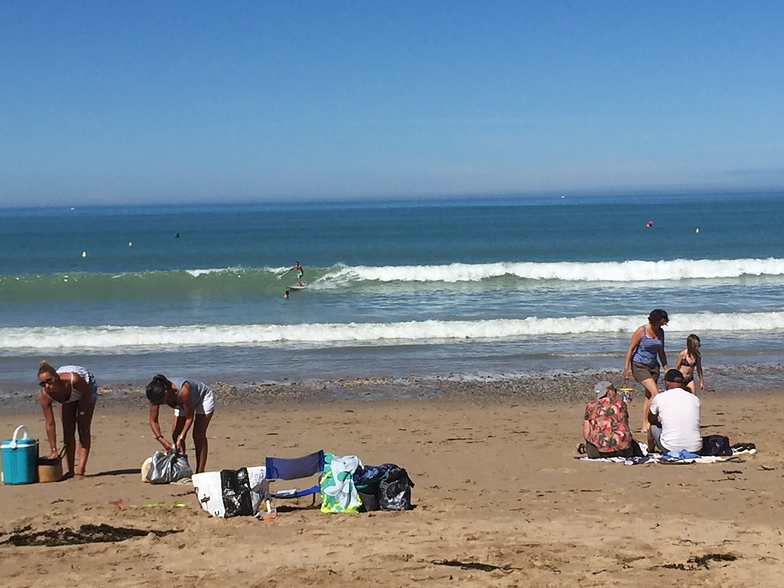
top-left (92, 468), bottom-right (142, 477)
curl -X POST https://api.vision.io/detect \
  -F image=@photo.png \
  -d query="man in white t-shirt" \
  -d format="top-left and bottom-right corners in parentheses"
top-left (647, 369), bottom-right (702, 454)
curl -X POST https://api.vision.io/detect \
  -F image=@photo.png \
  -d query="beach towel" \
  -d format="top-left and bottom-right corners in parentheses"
top-left (578, 446), bottom-right (756, 465)
top-left (320, 453), bottom-right (362, 513)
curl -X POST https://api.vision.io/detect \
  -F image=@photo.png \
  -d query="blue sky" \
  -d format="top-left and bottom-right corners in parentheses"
top-left (2, 1), bottom-right (783, 206)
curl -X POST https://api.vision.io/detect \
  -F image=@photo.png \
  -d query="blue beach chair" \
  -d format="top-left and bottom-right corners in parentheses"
top-left (264, 450), bottom-right (325, 509)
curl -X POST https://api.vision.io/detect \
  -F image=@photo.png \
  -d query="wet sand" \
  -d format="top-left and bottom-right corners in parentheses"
top-left (1, 375), bottom-right (783, 587)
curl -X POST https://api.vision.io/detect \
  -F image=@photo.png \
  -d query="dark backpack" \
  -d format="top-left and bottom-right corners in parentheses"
top-left (377, 465), bottom-right (415, 511)
top-left (700, 435), bottom-right (732, 457)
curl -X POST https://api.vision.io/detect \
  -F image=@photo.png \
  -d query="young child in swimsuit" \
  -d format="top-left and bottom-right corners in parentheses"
top-left (674, 334), bottom-right (704, 394)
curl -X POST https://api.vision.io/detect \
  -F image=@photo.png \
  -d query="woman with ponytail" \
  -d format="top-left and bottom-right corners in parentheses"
top-left (37, 360), bottom-right (98, 479)
top-left (146, 374), bottom-right (215, 473)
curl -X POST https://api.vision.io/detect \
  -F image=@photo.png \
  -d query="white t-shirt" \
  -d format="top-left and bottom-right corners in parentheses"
top-left (650, 387), bottom-right (702, 452)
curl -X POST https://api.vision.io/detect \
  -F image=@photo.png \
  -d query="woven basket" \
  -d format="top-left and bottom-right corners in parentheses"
top-left (37, 451), bottom-right (64, 483)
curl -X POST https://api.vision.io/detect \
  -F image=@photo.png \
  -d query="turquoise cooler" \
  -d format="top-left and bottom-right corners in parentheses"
top-left (1, 425), bottom-right (39, 485)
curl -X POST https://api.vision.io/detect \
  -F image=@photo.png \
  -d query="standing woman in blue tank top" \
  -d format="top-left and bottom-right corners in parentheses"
top-left (623, 309), bottom-right (669, 433)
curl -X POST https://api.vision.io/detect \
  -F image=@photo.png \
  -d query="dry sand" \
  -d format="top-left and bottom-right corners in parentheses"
top-left (1, 380), bottom-right (783, 587)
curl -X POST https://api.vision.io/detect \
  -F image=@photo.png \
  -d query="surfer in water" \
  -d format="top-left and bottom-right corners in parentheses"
top-left (293, 261), bottom-right (304, 286)
top-left (276, 261), bottom-right (305, 287)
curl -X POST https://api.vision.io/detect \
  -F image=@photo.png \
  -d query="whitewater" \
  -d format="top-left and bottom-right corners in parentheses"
top-left (2, 311), bottom-right (784, 355)
top-left (1, 192), bottom-right (783, 388)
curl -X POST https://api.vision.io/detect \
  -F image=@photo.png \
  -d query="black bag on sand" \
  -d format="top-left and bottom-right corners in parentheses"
top-left (700, 435), bottom-right (732, 456)
top-left (378, 465), bottom-right (415, 511)
top-left (220, 468), bottom-right (255, 517)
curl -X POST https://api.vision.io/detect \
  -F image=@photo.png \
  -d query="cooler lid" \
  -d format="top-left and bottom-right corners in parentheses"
top-left (1, 438), bottom-right (38, 449)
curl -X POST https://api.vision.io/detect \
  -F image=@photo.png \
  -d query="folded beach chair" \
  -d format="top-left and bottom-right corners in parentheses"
top-left (264, 450), bottom-right (325, 510)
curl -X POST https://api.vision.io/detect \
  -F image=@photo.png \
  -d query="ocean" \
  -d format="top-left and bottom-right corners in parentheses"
top-left (1, 191), bottom-right (783, 393)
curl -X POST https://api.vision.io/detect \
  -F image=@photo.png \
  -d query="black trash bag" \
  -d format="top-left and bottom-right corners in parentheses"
top-left (146, 450), bottom-right (193, 484)
top-left (377, 464), bottom-right (415, 511)
top-left (353, 464), bottom-right (385, 490)
top-left (220, 468), bottom-right (255, 517)
top-left (353, 464), bottom-right (385, 512)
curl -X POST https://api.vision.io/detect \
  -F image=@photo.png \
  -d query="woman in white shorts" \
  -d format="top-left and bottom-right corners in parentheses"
top-left (146, 374), bottom-right (215, 473)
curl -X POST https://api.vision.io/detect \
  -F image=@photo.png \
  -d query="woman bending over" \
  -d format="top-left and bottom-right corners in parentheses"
top-left (146, 374), bottom-right (215, 473)
top-left (38, 361), bottom-right (98, 479)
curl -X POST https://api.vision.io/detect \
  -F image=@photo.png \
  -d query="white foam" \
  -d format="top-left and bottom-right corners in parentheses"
top-left (185, 268), bottom-right (241, 277)
top-left (2, 311), bottom-right (783, 354)
top-left (323, 258), bottom-right (784, 284)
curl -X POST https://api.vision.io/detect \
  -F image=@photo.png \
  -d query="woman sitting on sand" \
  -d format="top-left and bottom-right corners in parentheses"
top-left (37, 361), bottom-right (98, 479)
top-left (674, 334), bottom-right (704, 395)
top-left (146, 374), bottom-right (215, 473)
top-left (579, 380), bottom-right (642, 458)
top-left (623, 309), bottom-right (669, 433)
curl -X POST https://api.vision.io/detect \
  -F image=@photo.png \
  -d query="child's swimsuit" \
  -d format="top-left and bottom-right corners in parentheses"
top-left (679, 356), bottom-right (696, 386)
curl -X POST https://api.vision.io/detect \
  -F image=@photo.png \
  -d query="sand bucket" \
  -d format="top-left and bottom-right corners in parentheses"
top-left (619, 378), bottom-right (635, 403)
top-left (1, 425), bottom-right (39, 485)
top-left (37, 448), bottom-right (66, 483)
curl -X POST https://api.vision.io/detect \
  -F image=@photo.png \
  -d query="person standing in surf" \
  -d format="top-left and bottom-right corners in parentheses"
top-left (293, 261), bottom-right (304, 286)
top-left (37, 361), bottom-right (98, 479)
top-left (623, 309), bottom-right (669, 433)
top-left (674, 334), bottom-right (704, 394)
top-left (277, 261), bottom-right (304, 287)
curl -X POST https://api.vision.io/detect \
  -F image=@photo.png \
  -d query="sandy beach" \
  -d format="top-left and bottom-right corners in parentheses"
top-left (2, 376), bottom-right (783, 587)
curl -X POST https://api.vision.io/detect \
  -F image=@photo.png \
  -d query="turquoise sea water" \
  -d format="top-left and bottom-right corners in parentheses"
top-left (1, 191), bottom-right (783, 391)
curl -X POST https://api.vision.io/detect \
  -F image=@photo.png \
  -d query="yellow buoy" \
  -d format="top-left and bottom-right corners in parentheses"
top-left (82, 251), bottom-right (87, 258)
top-left (695, 228), bottom-right (700, 233)
top-left (128, 241), bottom-right (133, 246)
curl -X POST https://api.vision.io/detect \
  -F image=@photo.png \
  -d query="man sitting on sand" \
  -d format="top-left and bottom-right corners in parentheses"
top-left (647, 369), bottom-right (702, 454)
top-left (580, 381), bottom-right (642, 458)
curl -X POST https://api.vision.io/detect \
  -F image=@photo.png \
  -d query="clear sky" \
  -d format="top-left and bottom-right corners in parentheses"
top-left (2, 1), bottom-right (783, 206)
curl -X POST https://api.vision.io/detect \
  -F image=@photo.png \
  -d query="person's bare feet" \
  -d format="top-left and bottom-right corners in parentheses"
top-left (61, 472), bottom-right (86, 480)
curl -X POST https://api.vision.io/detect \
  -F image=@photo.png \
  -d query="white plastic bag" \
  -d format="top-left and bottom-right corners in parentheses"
top-left (145, 450), bottom-right (193, 484)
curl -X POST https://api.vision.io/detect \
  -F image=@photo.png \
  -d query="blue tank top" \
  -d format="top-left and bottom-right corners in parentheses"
top-left (632, 330), bottom-right (662, 367)
top-left (168, 377), bottom-right (210, 409)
